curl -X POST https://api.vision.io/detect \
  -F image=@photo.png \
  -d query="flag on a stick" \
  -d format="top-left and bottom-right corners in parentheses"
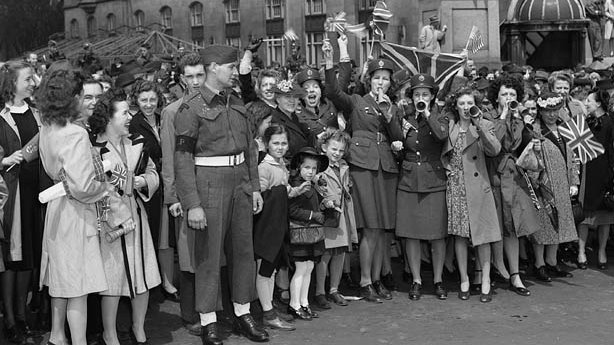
top-left (466, 26), bottom-right (485, 54)
top-left (372, 1), bottom-right (393, 37)
top-left (378, 41), bottom-right (466, 91)
top-left (283, 28), bottom-right (299, 42)
top-left (558, 115), bottom-right (605, 164)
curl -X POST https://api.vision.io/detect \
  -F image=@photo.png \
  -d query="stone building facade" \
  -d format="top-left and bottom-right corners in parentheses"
top-left (64, 0), bottom-right (502, 68)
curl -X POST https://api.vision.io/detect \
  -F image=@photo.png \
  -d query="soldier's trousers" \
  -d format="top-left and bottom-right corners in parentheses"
top-left (193, 163), bottom-right (256, 313)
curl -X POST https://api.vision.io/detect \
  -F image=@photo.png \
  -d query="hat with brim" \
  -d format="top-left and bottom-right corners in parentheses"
top-left (429, 15), bottom-right (440, 25)
top-left (366, 58), bottom-right (395, 76)
top-left (290, 147), bottom-right (329, 173)
top-left (536, 92), bottom-right (564, 111)
top-left (296, 68), bottom-right (321, 86)
top-left (409, 73), bottom-right (437, 93)
top-left (534, 70), bottom-right (549, 82)
top-left (272, 81), bottom-right (307, 98)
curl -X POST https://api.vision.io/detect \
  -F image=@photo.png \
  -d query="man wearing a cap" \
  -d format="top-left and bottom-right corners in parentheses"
top-left (174, 45), bottom-right (267, 344)
top-left (419, 15), bottom-right (448, 53)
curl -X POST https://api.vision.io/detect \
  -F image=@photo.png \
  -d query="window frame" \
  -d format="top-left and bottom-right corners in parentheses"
top-left (106, 13), bottom-right (116, 32)
top-left (359, 0), bottom-right (377, 10)
top-left (305, 0), bottom-right (325, 15)
top-left (160, 6), bottom-right (173, 29)
top-left (265, 35), bottom-right (286, 66)
top-left (226, 37), bottom-right (241, 49)
top-left (70, 19), bottom-right (80, 38)
top-left (225, 0), bottom-right (240, 23)
top-left (134, 10), bottom-right (144, 32)
top-left (190, 2), bottom-right (203, 27)
top-left (87, 16), bottom-right (97, 37)
top-left (266, 0), bottom-right (285, 20)
top-left (305, 32), bottom-right (324, 67)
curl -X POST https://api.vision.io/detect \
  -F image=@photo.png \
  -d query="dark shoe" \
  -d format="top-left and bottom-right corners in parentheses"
top-left (263, 316), bottom-right (295, 331)
top-left (162, 289), bottom-right (180, 303)
top-left (234, 314), bottom-right (269, 342)
top-left (313, 294), bottom-right (331, 310)
top-left (546, 264), bottom-right (573, 278)
top-left (434, 282), bottom-right (448, 300)
top-left (479, 290), bottom-right (492, 303)
top-left (328, 292), bottom-right (348, 306)
top-left (15, 319), bottom-right (34, 337)
top-left (576, 260), bottom-right (588, 270)
top-left (4, 324), bottom-right (24, 344)
top-left (184, 321), bottom-right (202, 336)
top-left (508, 273), bottom-right (530, 296)
top-left (458, 288), bottom-right (470, 301)
top-left (408, 282), bottom-right (422, 301)
top-left (381, 272), bottom-right (397, 291)
top-left (201, 323), bottom-right (223, 345)
top-left (359, 284), bottom-right (383, 303)
top-left (598, 261), bottom-right (608, 270)
top-left (287, 306), bottom-right (311, 321)
top-left (372, 280), bottom-right (392, 300)
top-left (519, 258), bottom-right (530, 273)
top-left (340, 273), bottom-right (360, 289)
top-left (301, 305), bottom-right (318, 318)
top-left (535, 266), bottom-right (552, 282)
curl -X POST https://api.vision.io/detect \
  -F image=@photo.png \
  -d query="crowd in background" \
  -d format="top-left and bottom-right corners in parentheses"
top-left (0, 32), bottom-right (613, 345)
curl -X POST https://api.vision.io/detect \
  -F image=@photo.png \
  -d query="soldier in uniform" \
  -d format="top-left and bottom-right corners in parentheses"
top-left (295, 67), bottom-right (339, 138)
top-left (174, 45), bottom-right (268, 345)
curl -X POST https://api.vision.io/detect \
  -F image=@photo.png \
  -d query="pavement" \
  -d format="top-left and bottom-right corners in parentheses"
top-left (4, 253), bottom-right (614, 345)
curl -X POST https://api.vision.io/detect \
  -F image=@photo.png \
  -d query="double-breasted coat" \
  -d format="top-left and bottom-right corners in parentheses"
top-left (295, 99), bottom-right (339, 138)
top-left (94, 134), bottom-right (161, 297)
top-left (442, 118), bottom-right (502, 246)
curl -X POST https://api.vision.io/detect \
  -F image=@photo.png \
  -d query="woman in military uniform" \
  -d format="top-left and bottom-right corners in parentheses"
top-left (395, 74), bottom-right (449, 301)
top-left (295, 67), bottom-right (339, 138)
top-left (323, 40), bottom-right (403, 303)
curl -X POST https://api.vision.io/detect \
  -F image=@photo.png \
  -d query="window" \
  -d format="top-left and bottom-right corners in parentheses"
top-left (266, 35), bottom-right (285, 66)
top-left (87, 16), bottom-right (97, 37)
top-left (360, 31), bottom-right (375, 66)
top-left (266, 0), bottom-right (284, 20)
top-left (359, 0), bottom-right (377, 10)
top-left (70, 19), bottom-right (80, 38)
top-left (192, 39), bottom-right (204, 47)
top-left (226, 37), bottom-right (241, 49)
top-left (305, 32), bottom-right (324, 66)
top-left (190, 2), bottom-right (203, 26)
top-left (135, 10), bottom-right (144, 32)
top-left (306, 0), bottom-right (325, 15)
top-left (225, 0), bottom-right (240, 23)
top-left (160, 6), bottom-right (172, 29)
top-left (106, 13), bottom-right (116, 32)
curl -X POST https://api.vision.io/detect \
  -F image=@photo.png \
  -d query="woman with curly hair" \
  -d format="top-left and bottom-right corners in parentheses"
top-left (442, 87), bottom-right (501, 302)
top-left (484, 75), bottom-right (537, 297)
top-left (0, 61), bottom-right (42, 343)
top-left (37, 69), bottom-right (129, 345)
top-left (89, 88), bottom-right (161, 345)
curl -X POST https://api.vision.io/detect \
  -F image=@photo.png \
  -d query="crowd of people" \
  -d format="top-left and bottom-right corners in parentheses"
top-left (0, 32), bottom-right (613, 345)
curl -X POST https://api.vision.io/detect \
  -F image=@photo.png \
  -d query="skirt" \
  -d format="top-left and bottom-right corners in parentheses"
top-left (581, 210), bottom-right (614, 226)
top-left (289, 241), bottom-right (325, 262)
top-left (350, 167), bottom-right (397, 230)
top-left (396, 190), bottom-right (447, 240)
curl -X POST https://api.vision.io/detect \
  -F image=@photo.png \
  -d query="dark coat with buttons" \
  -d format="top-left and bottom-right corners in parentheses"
top-left (442, 118), bottom-right (502, 246)
top-left (398, 105), bottom-right (448, 193)
top-left (271, 108), bottom-right (314, 160)
top-left (295, 99), bottom-right (339, 138)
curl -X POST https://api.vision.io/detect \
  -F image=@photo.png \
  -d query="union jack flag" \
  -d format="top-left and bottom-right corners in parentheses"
top-left (110, 163), bottom-right (128, 190)
top-left (558, 115), bottom-right (605, 164)
top-left (378, 41), bottom-right (466, 91)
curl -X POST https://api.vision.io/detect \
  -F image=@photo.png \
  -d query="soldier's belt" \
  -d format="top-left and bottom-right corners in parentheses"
top-left (195, 152), bottom-right (245, 167)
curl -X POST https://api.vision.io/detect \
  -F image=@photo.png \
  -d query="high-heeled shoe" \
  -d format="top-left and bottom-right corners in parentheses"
top-left (576, 260), bottom-right (588, 270)
top-left (597, 261), bottom-right (608, 270)
top-left (508, 273), bottom-right (530, 296)
top-left (479, 289), bottom-right (492, 303)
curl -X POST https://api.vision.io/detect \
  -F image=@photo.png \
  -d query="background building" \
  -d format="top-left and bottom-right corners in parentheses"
top-left (63, 0), bottom-right (502, 68)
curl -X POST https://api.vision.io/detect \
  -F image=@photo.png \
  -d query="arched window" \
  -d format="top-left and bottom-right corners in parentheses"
top-left (70, 19), bottom-right (80, 38)
top-left (225, 0), bottom-right (240, 23)
top-left (190, 2), bottom-right (203, 27)
top-left (106, 13), bottom-right (116, 32)
top-left (134, 10), bottom-right (144, 31)
top-left (160, 6), bottom-right (172, 29)
top-left (87, 16), bottom-right (97, 37)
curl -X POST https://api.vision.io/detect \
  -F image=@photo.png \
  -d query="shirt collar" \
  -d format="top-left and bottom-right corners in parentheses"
top-left (201, 83), bottom-right (226, 104)
top-left (263, 154), bottom-right (285, 166)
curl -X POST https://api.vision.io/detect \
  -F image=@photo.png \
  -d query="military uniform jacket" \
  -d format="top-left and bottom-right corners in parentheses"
top-left (174, 84), bottom-right (259, 210)
top-left (325, 68), bottom-right (404, 173)
top-left (398, 106), bottom-right (449, 193)
top-left (295, 99), bottom-right (339, 137)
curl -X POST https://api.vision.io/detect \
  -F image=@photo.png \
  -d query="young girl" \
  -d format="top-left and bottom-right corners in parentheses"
top-left (287, 147), bottom-right (328, 320)
top-left (253, 124), bottom-right (296, 331)
top-left (313, 130), bottom-right (358, 309)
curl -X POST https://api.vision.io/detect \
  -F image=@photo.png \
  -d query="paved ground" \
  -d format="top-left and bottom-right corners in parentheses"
top-left (4, 252), bottom-right (614, 345)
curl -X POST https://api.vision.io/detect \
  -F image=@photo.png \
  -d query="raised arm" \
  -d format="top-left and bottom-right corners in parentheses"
top-left (323, 39), bottom-right (355, 117)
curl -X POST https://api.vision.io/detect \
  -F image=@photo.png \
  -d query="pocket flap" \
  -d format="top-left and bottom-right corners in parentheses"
top-left (198, 107), bottom-right (222, 120)
top-left (351, 137), bottom-right (371, 148)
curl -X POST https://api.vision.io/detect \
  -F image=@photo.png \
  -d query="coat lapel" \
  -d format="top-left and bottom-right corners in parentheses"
top-left (0, 107), bottom-right (21, 142)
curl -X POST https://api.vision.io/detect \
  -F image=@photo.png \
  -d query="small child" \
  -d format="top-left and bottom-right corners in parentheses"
top-left (287, 147), bottom-right (328, 320)
top-left (313, 129), bottom-right (358, 308)
top-left (253, 124), bottom-right (297, 331)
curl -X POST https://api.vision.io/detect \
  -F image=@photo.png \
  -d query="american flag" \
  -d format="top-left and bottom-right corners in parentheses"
top-left (379, 41), bottom-right (466, 91)
top-left (558, 115), bottom-right (605, 164)
top-left (466, 26), bottom-right (485, 54)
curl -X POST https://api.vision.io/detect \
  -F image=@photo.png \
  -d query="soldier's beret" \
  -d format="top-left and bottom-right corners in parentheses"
top-left (200, 45), bottom-right (239, 65)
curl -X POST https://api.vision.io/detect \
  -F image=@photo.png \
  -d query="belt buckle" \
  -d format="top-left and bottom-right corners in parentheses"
top-left (376, 132), bottom-right (383, 143)
top-left (232, 154), bottom-right (238, 165)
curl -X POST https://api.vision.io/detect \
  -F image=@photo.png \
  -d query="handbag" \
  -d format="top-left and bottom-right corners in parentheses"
top-left (289, 220), bottom-right (324, 245)
top-left (571, 196), bottom-right (585, 223)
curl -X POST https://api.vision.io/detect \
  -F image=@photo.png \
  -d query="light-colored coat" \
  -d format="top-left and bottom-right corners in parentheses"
top-left (39, 124), bottom-right (122, 298)
top-left (442, 119), bottom-right (502, 246)
top-left (315, 160), bottom-right (358, 250)
top-left (95, 135), bottom-right (161, 297)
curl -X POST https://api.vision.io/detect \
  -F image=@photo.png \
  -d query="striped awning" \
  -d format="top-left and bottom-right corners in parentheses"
top-left (516, 0), bottom-right (586, 22)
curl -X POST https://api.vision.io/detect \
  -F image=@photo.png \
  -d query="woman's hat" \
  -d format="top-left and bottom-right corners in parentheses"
top-left (429, 15), bottom-right (440, 25)
top-left (291, 147), bottom-right (329, 173)
top-left (366, 58), bottom-right (395, 76)
top-left (272, 80), bottom-right (307, 98)
top-left (296, 68), bottom-right (321, 85)
top-left (409, 73), bottom-right (436, 92)
top-left (536, 91), bottom-right (564, 111)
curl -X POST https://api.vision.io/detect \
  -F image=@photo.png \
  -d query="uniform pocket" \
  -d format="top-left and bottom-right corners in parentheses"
top-left (198, 108), bottom-right (222, 121)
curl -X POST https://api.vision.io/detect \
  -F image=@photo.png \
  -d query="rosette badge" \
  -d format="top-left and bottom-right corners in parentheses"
top-left (272, 79), bottom-right (307, 98)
